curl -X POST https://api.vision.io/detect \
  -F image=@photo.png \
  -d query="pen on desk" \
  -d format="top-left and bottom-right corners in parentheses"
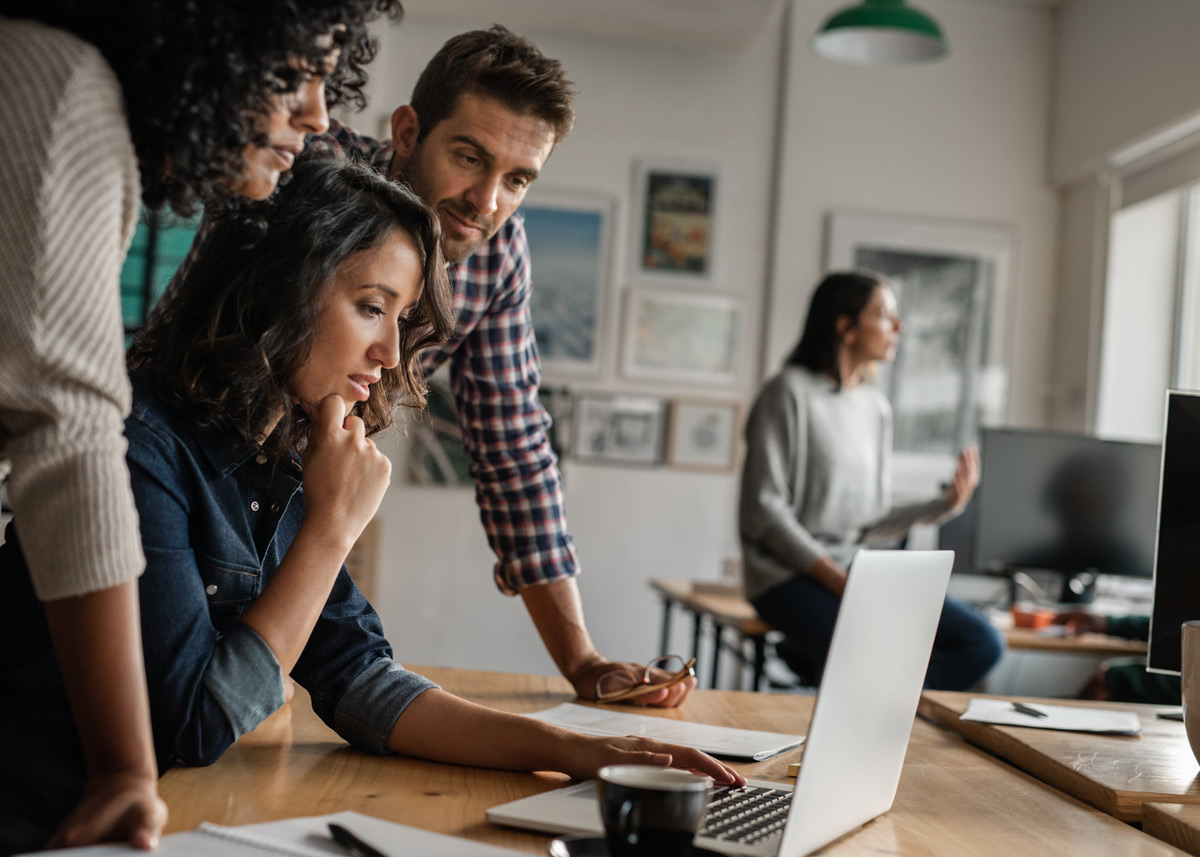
top-left (328, 823), bottom-right (390, 857)
top-left (1011, 701), bottom-right (1048, 718)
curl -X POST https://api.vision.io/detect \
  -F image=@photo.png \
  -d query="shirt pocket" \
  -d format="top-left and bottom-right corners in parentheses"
top-left (195, 550), bottom-right (261, 632)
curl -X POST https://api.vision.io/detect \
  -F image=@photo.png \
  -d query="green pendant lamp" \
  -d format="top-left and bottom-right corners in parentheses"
top-left (812, 0), bottom-right (949, 65)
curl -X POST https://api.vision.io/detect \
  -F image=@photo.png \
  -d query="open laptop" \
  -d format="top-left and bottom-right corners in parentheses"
top-left (487, 549), bottom-right (954, 857)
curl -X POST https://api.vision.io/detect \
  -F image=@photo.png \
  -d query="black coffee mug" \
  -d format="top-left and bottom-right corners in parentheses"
top-left (598, 765), bottom-right (709, 857)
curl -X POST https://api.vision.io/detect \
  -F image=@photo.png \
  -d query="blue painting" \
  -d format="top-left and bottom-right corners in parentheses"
top-left (521, 195), bottom-right (611, 375)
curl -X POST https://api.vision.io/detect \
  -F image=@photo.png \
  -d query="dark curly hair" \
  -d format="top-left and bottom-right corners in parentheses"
top-left (411, 24), bottom-right (574, 144)
top-left (0, 0), bottom-right (403, 215)
top-left (786, 269), bottom-right (888, 390)
top-left (128, 152), bottom-right (455, 458)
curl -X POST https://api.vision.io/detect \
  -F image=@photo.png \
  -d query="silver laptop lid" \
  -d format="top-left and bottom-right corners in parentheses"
top-left (777, 549), bottom-right (952, 857)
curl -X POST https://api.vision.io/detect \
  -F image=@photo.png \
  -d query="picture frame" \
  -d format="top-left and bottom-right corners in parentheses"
top-left (667, 399), bottom-right (742, 472)
top-left (826, 211), bottom-right (1015, 493)
top-left (520, 189), bottom-right (614, 376)
top-left (620, 288), bottom-right (742, 385)
top-left (630, 159), bottom-right (718, 285)
top-left (573, 392), bottom-right (667, 467)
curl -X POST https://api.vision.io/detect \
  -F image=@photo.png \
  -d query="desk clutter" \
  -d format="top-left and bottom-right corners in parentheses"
top-left (960, 697), bottom-right (1142, 735)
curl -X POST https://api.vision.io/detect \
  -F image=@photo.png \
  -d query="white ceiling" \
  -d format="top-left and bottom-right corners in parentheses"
top-left (400, 1), bottom-right (1065, 51)
top-left (400, 0), bottom-right (785, 51)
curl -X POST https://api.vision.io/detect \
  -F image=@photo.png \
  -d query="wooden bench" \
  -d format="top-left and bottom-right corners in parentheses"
top-left (650, 579), bottom-right (774, 691)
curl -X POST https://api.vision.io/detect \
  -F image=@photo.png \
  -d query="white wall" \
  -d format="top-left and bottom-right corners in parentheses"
top-left (345, 13), bottom-right (784, 674)
top-left (766, 0), bottom-right (1060, 432)
top-left (1048, 1), bottom-right (1200, 431)
top-left (1051, 0), bottom-right (1200, 185)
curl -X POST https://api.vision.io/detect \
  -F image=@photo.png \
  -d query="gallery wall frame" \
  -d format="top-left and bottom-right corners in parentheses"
top-left (520, 189), bottom-right (615, 377)
top-left (630, 158), bottom-right (719, 286)
top-left (620, 287), bottom-right (742, 386)
top-left (667, 399), bottom-right (742, 472)
top-left (573, 392), bottom-right (667, 467)
top-left (826, 210), bottom-right (1016, 493)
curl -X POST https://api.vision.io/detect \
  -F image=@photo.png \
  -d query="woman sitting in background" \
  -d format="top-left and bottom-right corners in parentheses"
top-left (739, 269), bottom-right (1002, 691)
top-left (0, 156), bottom-right (740, 841)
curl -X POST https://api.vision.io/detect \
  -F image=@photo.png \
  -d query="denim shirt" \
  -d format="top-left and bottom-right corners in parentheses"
top-left (0, 373), bottom-right (435, 842)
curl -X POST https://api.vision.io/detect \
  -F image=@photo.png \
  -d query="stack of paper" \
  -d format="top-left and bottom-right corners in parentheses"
top-left (960, 698), bottom-right (1142, 735)
top-left (525, 702), bottom-right (805, 760)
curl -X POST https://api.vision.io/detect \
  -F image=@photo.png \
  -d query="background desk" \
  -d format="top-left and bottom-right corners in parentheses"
top-left (919, 690), bottom-right (1199, 823)
top-left (159, 666), bottom-right (1187, 856)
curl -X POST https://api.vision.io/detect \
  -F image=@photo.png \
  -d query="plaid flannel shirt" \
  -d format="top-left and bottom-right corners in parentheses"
top-left (173, 121), bottom-right (579, 594)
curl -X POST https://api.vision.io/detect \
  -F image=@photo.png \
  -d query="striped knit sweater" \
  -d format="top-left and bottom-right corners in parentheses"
top-left (0, 19), bottom-right (145, 600)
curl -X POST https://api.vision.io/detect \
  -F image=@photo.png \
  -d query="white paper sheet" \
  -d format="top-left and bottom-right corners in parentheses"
top-left (17, 810), bottom-right (526, 857)
top-left (960, 698), bottom-right (1142, 735)
top-left (524, 702), bottom-right (805, 760)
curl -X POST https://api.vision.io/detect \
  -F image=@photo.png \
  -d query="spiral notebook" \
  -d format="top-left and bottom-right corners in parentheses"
top-left (17, 810), bottom-right (526, 856)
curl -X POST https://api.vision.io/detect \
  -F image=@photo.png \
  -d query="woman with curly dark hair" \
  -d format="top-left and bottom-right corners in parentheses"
top-left (0, 155), bottom-right (741, 845)
top-left (0, 2), bottom-right (399, 852)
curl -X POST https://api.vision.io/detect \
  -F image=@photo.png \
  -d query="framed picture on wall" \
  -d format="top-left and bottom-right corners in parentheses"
top-left (620, 288), bottom-right (742, 385)
top-left (667, 399), bottom-right (742, 472)
top-left (631, 159), bottom-right (718, 285)
top-left (826, 211), bottom-right (1015, 493)
top-left (573, 392), bottom-right (667, 467)
top-left (521, 189), bottom-right (614, 376)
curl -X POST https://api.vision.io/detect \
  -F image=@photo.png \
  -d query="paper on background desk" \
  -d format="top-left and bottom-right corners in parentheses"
top-left (525, 702), bottom-right (804, 761)
top-left (961, 698), bottom-right (1142, 735)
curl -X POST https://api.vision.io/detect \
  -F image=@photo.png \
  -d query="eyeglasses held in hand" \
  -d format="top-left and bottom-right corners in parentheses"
top-left (595, 655), bottom-right (697, 703)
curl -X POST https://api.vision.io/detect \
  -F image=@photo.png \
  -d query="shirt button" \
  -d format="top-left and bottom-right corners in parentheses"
top-left (205, 584), bottom-right (218, 596)
top-left (250, 501), bottom-right (260, 512)
top-left (256, 454), bottom-right (268, 465)
top-left (271, 503), bottom-right (280, 512)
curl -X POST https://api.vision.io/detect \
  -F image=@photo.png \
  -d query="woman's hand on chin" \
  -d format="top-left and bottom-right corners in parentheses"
top-left (301, 393), bottom-right (391, 546)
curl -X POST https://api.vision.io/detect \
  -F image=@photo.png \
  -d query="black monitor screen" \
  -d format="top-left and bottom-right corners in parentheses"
top-left (973, 428), bottom-right (1161, 581)
top-left (1149, 391), bottom-right (1200, 674)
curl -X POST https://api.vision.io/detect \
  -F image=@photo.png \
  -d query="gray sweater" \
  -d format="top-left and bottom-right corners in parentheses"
top-left (738, 366), bottom-right (952, 601)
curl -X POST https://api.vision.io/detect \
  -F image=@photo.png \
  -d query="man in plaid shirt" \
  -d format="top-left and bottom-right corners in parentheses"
top-left (174, 27), bottom-right (694, 707)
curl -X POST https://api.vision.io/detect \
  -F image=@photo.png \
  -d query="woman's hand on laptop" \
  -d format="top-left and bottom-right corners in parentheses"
top-left (566, 735), bottom-right (746, 785)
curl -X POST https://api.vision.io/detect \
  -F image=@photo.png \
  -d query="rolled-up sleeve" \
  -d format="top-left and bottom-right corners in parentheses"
top-left (202, 623), bottom-right (286, 739)
top-left (333, 658), bottom-right (438, 754)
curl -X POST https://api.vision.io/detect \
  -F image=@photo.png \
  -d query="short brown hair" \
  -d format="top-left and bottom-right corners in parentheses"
top-left (410, 25), bottom-right (574, 144)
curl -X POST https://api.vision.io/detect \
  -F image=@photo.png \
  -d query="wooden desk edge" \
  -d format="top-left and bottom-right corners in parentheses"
top-left (916, 693), bottom-right (1136, 821)
top-left (1145, 803), bottom-right (1200, 857)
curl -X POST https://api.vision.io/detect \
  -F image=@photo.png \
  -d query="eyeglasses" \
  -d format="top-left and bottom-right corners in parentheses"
top-left (595, 655), bottom-right (697, 703)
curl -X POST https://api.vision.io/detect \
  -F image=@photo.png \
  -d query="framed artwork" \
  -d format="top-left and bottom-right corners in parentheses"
top-left (573, 393), bottom-right (667, 467)
top-left (631, 159), bottom-right (718, 284)
top-left (826, 211), bottom-right (1015, 492)
top-left (521, 190), bottom-right (614, 376)
top-left (620, 288), bottom-right (742, 385)
top-left (667, 399), bottom-right (742, 472)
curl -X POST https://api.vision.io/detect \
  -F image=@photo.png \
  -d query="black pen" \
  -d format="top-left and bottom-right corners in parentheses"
top-left (1011, 701), bottom-right (1048, 718)
top-left (329, 822), bottom-right (390, 857)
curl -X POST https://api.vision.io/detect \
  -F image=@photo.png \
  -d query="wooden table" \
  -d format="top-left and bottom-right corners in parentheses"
top-left (919, 690), bottom-right (1200, 822)
top-left (1145, 804), bottom-right (1200, 857)
top-left (650, 579), bottom-right (773, 690)
top-left (158, 665), bottom-right (1188, 856)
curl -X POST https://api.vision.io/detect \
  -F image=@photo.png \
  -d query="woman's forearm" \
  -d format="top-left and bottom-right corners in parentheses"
top-left (43, 581), bottom-right (157, 780)
top-left (239, 519), bottom-right (355, 676)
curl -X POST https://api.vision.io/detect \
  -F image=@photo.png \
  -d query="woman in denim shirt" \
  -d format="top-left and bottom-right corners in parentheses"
top-left (0, 154), bottom-right (741, 842)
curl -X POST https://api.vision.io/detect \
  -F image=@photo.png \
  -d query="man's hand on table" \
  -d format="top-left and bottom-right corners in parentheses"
top-left (1052, 611), bottom-right (1110, 636)
top-left (569, 655), bottom-right (697, 708)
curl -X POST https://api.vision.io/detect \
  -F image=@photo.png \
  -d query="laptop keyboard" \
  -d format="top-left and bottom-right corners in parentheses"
top-left (699, 785), bottom-right (792, 846)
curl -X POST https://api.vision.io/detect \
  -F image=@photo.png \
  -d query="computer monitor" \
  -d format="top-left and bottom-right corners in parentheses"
top-left (1148, 390), bottom-right (1200, 674)
top-left (970, 428), bottom-right (1161, 601)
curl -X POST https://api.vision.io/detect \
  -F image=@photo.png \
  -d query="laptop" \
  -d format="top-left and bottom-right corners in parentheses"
top-left (486, 549), bottom-right (954, 857)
